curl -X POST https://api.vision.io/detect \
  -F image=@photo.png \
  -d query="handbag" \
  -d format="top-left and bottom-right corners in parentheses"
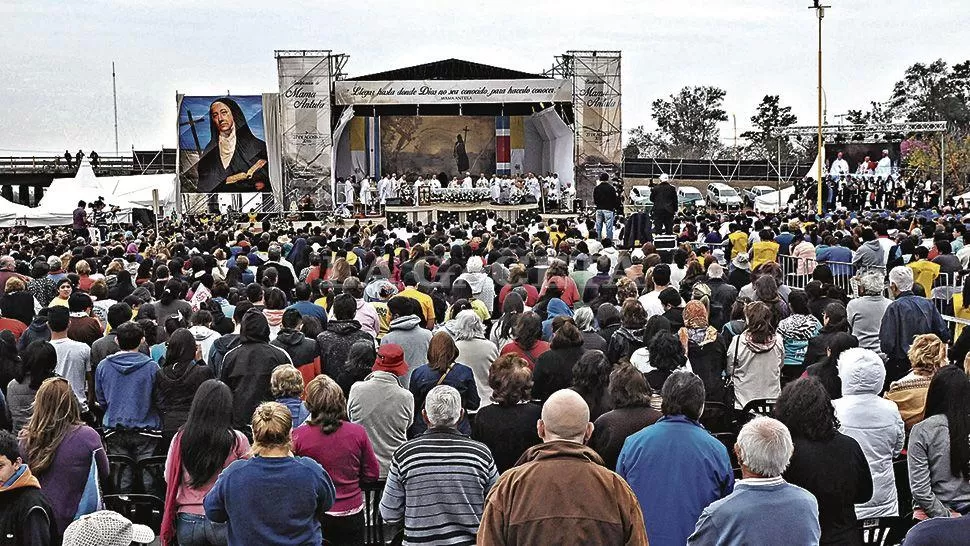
top-left (74, 449), bottom-right (104, 520)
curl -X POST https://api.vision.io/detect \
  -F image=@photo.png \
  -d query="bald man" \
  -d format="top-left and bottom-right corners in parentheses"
top-left (478, 390), bottom-right (648, 545)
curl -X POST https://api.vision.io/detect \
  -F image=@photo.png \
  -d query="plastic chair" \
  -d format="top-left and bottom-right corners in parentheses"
top-left (741, 398), bottom-right (776, 418)
top-left (861, 517), bottom-right (906, 546)
top-left (361, 480), bottom-right (387, 546)
top-left (138, 455), bottom-right (168, 498)
top-left (699, 401), bottom-right (735, 434)
top-left (103, 494), bottom-right (164, 534)
top-left (106, 454), bottom-right (137, 495)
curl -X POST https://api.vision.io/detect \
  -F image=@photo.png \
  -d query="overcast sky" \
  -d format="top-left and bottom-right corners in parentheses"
top-left (1, 0), bottom-right (966, 155)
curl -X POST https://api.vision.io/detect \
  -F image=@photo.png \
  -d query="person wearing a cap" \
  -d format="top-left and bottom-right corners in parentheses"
top-left (64, 509), bottom-right (155, 546)
top-left (0, 429), bottom-right (56, 545)
top-left (729, 254), bottom-right (751, 292)
top-left (348, 343), bottom-right (414, 477)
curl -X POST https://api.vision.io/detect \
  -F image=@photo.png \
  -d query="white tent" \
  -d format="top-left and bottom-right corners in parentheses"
top-left (17, 160), bottom-right (176, 227)
top-left (0, 195), bottom-right (32, 228)
top-left (754, 186), bottom-right (796, 214)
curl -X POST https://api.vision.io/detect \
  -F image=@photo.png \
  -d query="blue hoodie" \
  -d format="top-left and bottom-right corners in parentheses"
top-left (96, 350), bottom-right (161, 429)
top-left (541, 298), bottom-right (574, 341)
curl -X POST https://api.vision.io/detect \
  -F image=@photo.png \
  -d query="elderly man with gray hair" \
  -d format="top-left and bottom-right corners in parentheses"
top-left (688, 416), bottom-right (821, 545)
top-left (846, 270), bottom-right (892, 354)
top-left (879, 266), bottom-right (949, 389)
top-left (380, 385), bottom-right (498, 545)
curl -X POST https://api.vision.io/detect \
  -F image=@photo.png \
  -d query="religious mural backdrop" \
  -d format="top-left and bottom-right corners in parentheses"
top-left (177, 95), bottom-right (271, 193)
top-left (380, 116), bottom-right (496, 177)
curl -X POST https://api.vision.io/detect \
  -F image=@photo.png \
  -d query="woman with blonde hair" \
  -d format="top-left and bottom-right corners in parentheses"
top-left (885, 333), bottom-right (947, 430)
top-left (75, 259), bottom-right (95, 292)
top-left (293, 375), bottom-right (379, 545)
top-left (204, 402), bottom-right (336, 545)
top-left (407, 331), bottom-right (479, 437)
top-left (18, 377), bottom-right (109, 537)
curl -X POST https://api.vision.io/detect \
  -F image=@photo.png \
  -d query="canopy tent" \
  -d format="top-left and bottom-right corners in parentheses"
top-left (754, 186), bottom-right (796, 214)
top-left (0, 195), bottom-right (33, 228)
top-left (15, 160), bottom-right (174, 227)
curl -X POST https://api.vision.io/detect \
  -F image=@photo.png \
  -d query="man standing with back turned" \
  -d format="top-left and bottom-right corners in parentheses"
top-left (650, 174), bottom-right (677, 236)
top-left (594, 173), bottom-right (620, 240)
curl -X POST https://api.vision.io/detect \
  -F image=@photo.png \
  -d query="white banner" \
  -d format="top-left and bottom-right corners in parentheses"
top-left (277, 54), bottom-right (333, 202)
top-left (334, 79), bottom-right (572, 105)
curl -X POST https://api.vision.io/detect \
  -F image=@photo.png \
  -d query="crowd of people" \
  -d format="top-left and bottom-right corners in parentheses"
top-left (0, 193), bottom-right (969, 545)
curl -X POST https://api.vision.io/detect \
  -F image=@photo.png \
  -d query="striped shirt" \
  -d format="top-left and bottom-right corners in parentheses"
top-left (380, 428), bottom-right (498, 545)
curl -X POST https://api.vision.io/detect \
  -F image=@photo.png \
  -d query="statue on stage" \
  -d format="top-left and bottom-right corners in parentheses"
top-left (196, 97), bottom-right (269, 193)
top-left (454, 134), bottom-right (470, 173)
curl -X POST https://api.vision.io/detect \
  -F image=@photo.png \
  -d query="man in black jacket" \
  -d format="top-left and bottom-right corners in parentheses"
top-left (650, 174), bottom-right (678, 235)
top-left (0, 431), bottom-right (55, 546)
top-left (221, 308), bottom-right (293, 428)
top-left (593, 174), bottom-right (621, 241)
top-left (705, 263), bottom-right (738, 330)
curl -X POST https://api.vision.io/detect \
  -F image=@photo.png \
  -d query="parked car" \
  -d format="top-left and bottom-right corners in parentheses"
top-left (743, 185), bottom-right (776, 206)
top-left (677, 186), bottom-right (706, 211)
top-left (707, 183), bottom-right (743, 208)
top-left (629, 186), bottom-right (654, 209)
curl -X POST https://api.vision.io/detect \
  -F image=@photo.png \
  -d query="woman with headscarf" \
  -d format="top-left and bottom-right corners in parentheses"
top-left (108, 269), bottom-right (136, 301)
top-left (678, 300), bottom-right (727, 403)
top-left (452, 311), bottom-right (499, 411)
top-left (456, 256), bottom-right (496, 316)
top-left (540, 298), bottom-right (573, 341)
top-left (287, 238), bottom-right (309, 276)
top-left (574, 307), bottom-right (606, 352)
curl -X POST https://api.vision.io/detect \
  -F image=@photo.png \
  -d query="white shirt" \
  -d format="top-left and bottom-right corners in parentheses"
top-left (51, 337), bottom-right (91, 412)
top-left (462, 176), bottom-right (473, 189)
top-left (638, 290), bottom-right (665, 319)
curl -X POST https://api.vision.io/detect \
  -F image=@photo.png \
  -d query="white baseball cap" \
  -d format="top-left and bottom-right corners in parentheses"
top-left (659, 174), bottom-right (670, 183)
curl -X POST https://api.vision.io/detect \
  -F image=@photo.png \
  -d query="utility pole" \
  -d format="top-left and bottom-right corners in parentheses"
top-left (112, 62), bottom-right (119, 156)
top-left (810, 1), bottom-right (830, 216)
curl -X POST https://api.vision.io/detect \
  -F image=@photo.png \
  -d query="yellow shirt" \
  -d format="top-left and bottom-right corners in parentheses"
top-left (728, 231), bottom-right (749, 259)
top-left (49, 297), bottom-right (70, 307)
top-left (750, 240), bottom-right (780, 271)
top-left (907, 260), bottom-right (940, 298)
top-left (393, 288), bottom-right (436, 329)
top-left (953, 293), bottom-right (970, 340)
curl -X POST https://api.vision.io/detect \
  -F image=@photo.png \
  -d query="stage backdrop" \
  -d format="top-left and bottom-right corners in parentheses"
top-left (569, 53), bottom-right (622, 200)
top-left (177, 95), bottom-right (272, 193)
top-left (380, 116), bottom-right (495, 177)
top-left (277, 53), bottom-right (334, 205)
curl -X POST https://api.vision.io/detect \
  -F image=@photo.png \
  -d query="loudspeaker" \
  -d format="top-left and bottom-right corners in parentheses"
top-left (654, 235), bottom-right (677, 249)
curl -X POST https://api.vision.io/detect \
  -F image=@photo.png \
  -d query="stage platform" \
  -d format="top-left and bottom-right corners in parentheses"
top-left (385, 202), bottom-right (539, 225)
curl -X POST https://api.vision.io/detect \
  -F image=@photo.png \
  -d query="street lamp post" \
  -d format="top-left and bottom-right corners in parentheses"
top-left (811, 1), bottom-right (830, 215)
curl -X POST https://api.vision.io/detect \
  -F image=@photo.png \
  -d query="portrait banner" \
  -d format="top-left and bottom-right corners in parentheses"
top-left (334, 79), bottom-right (572, 105)
top-left (277, 54), bottom-right (334, 204)
top-left (177, 95), bottom-right (271, 193)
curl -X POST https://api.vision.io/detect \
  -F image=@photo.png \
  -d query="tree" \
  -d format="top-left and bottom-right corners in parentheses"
top-left (633, 86), bottom-right (728, 159)
top-left (845, 101), bottom-right (893, 125)
top-left (624, 125), bottom-right (664, 158)
top-left (887, 59), bottom-right (970, 131)
top-left (740, 95), bottom-right (797, 161)
top-left (902, 134), bottom-right (970, 194)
